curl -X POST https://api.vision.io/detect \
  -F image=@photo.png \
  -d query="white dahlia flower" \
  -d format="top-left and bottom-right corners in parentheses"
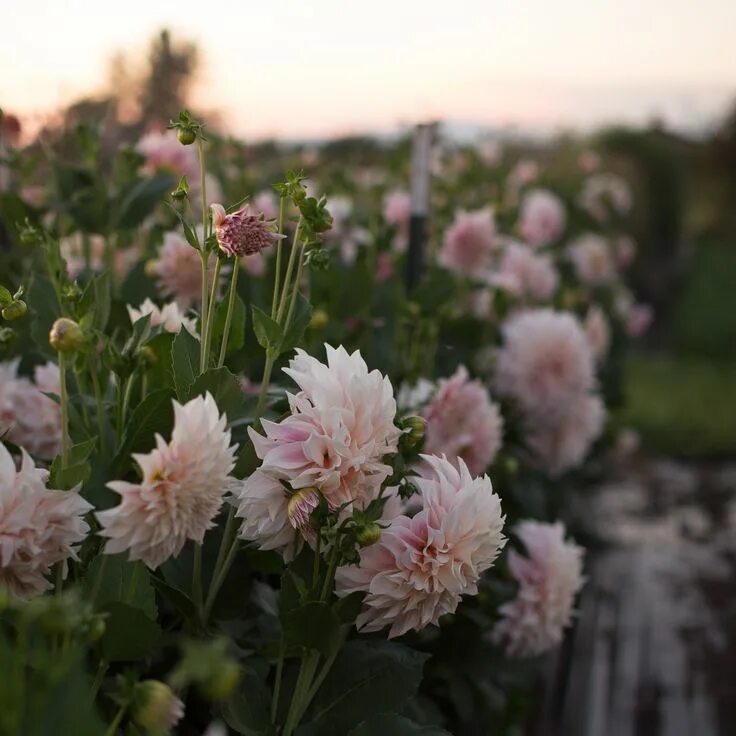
top-left (127, 298), bottom-right (196, 334)
top-left (97, 393), bottom-right (237, 568)
top-left (0, 443), bottom-right (91, 598)
top-left (335, 454), bottom-right (505, 638)
top-left (492, 521), bottom-right (584, 657)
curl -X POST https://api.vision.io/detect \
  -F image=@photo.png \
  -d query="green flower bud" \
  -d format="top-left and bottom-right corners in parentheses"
top-left (177, 128), bottom-right (196, 146)
top-left (137, 345), bottom-right (158, 367)
top-left (20, 229), bottom-right (39, 246)
top-left (504, 456), bottom-right (519, 477)
top-left (401, 415), bottom-right (426, 450)
top-left (310, 308), bottom-right (329, 331)
top-left (2, 300), bottom-right (27, 321)
top-left (144, 260), bottom-right (159, 278)
top-left (85, 616), bottom-right (106, 643)
top-left (49, 318), bottom-right (84, 353)
top-left (198, 660), bottom-right (240, 702)
top-left (356, 522), bottom-right (382, 547)
top-left (132, 681), bottom-right (184, 733)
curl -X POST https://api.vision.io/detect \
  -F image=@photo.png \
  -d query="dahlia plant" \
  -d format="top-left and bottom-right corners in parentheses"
top-left (0, 110), bottom-right (649, 734)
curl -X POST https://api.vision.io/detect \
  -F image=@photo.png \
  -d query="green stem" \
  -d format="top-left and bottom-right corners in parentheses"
top-left (283, 240), bottom-right (306, 336)
top-left (58, 353), bottom-right (70, 469)
top-left (202, 537), bottom-right (239, 620)
top-left (217, 259), bottom-right (239, 367)
top-left (90, 365), bottom-right (107, 456)
top-left (255, 351), bottom-right (276, 418)
top-left (270, 635), bottom-right (286, 724)
top-left (276, 218), bottom-right (303, 325)
top-left (103, 705), bottom-right (127, 736)
top-left (55, 562), bottom-right (64, 595)
top-left (283, 653), bottom-right (317, 736)
top-left (199, 250), bottom-right (210, 373)
top-left (202, 255), bottom-right (223, 369)
top-left (125, 562), bottom-right (141, 604)
top-left (120, 372), bottom-right (136, 430)
top-left (271, 196), bottom-right (286, 317)
top-left (192, 543), bottom-right (203, 613)
top-left (320, 543), bottom-right (340, 601)
top-left (90, 659), bottom-right (109, 700)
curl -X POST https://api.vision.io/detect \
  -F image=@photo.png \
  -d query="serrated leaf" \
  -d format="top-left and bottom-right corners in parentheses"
top-left (298, 641), bottom-right (429, 736)
top-left (186, 367), bottom-right (245, 421)
top-left (171, 326), bottom-right (200, 399)
top-left (251, 306), bottom-right (282, 352)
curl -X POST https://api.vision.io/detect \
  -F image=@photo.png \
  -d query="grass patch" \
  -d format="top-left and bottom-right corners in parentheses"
top-left (623, 352), bottom-right (736, 458)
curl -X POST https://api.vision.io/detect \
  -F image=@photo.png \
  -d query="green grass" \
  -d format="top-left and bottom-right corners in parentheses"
top-left (623, 352), bottom-right (736, 458)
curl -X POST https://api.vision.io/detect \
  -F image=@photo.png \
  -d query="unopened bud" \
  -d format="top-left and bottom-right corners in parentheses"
top-left (2, 300), bottom-right (27, 321)
top-left (401, 415), bottom-right (426, 450)
top-left (504, 456), bottom-right (519, 477)
top-left (310, 308), bottom-right (329, 331)
top-left (132, 681), bottom-right (184, 733)
top-left (144, 260), bottom-right (159, 278)
top-left (49, 318), bottom-right (84, 353)
top-left (356, 522), bottom-right (381, 547)
top-left (85, 616), bottom-right (106, 643)
top-left (177, 128), bottom-right (196, 146)
top-left (198, 660), bottom-right (240, 702)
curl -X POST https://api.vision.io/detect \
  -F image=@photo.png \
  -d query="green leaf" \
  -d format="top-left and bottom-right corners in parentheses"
top-left (298, 641), bottom-right (429, 736)
top-left (48, 438), bottom-right (96, 490)
top-left (79, 271), bottom-right (111, 332)
top-left (251, 306), bottom-right (282, 352)
top-left (144, 331), bottom-right (176, 390)
top-left (283, 601), bottom-right (342, 655)
top-left (150, 574), bottom-right (198, 622)
top-left (171, 326), bottom-right (201, 400)
top-left (280, 293), bottom-right (313, 354)
top-left (112, 388), bottom-right (174, 475)
top-left (168, 203), bottom-right (201, 249)
top-left (99, 601), bottom-right (161, 662)
top-left (211, 294), bottom-right (247, 357)
top-left (221, 668), bottom-right (273, 735)
top-left (186, 367), bottom-right (245, 421)
top-left (114, 174), bottom-right (175, 230)
top-left (84, 555), bottom-right (157, 620)
top-left (0, 285), bottom-right (12, 305)
top-left (348, 714), bottom-right (451, 736)
top-left (120, 260), bottom-right (160, 306)
top-left (333, 591), bottom-right (365, 624)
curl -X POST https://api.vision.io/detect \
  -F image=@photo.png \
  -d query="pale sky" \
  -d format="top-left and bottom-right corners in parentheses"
top-left (1, 0), bottom-right (734, 139)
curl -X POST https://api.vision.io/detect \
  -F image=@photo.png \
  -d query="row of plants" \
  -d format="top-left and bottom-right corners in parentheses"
top-left (0, 110), bottom-right (650, 735)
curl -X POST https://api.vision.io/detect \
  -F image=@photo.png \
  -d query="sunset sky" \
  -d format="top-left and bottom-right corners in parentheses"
top-left (1, 0), bottom-right (734, 140)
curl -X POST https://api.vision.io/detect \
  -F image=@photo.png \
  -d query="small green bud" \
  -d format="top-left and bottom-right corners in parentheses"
top-left (144, 260), bottom-right (159, 278)
top-left (2, 300), bottom-right (27, 321)
top-left (310, 308), bottom-right (329, 331)
top-left (198, 660), bottom-right (240, 702)
top-left (20, 229), bottom-right (39, 246)
top-left (356, 522), bottom-right (382, 547)
top-left (401, 415), bottom-right (426, 450)
top-left (504, 456), bottom-right (519, 477)
top-left (132, 681), bottom-right (184, 733)
top-left (49, 318), bottom-right (84, 353)
top-left (177, 128), bottom-right (196, 146)
top-left (61, 282), bottom-right (83, 302)
top-left (85, 616), bottom-right (106, 643)
top-left (137, 345), bottom-right (158, 367)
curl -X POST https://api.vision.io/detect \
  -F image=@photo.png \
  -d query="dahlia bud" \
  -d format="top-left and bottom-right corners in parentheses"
top-left (177, 128), bottom-right (196, 146)
top-left (287, 487), bottom-right (321, 531)
top-left (504, 456), bottom-right (519, 477)
top-left (144, 259), bottom-right (159, 278)
top-left (356, 522), bottom-right (381, 547)
top-left (198, 660), bottom-right (240, 702)
top-left (85, 616), bottom-right (106, 643)
top-left (211, 203), bottom-right (284, 258)
top-left (132, 681), bottom-right (184, 733)
top-left (2, 300), bottom-right (27, 321)
top-left (49, 318), bottom-right (84, 353)
top-left (401, 415), bottom-right (426, 450)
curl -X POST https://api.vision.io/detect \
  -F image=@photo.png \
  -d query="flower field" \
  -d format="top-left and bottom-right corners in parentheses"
top-left (0, 110), bottom-right (653, 735)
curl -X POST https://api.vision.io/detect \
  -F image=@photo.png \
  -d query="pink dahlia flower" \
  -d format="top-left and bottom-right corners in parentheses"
top-left (626, 303), bottom-right (653, 338)
top-left (98, 393), bottom-right (237, 568)
top-left (152, 231), bottom-right (216, 309)
top-left (60, 233), bottom-right (138, 280)
top-left (211, 203), bottom-right (283, 258)
top-left (383, 189), bottom-right (411, 252)
top-left (127, 298), bottom-right (196, 334)
top-left (496, 240), bottom-right (559, 302)
top-left (0, 360), bottom-right (61, 460)
top-left (335, 454), bottom-right (505, 637)
top-left (494, 309), bottom-right (596, 420)
top-left (526, 394), bottom-right (605, 475)
top-left (137, 130), bottom-right (199, 181)
top-left (247, 345), bottom-right (401, 510)
top-left (583, 305), bottom-right (611, 363)
top-left (615, 235), bottom-right (637, 269)
top-left (492, 521), bottom-right (584, 657)
top-left (235, 470), bottom-right (301, 560)
top-left (567, 233), bottom-right (616, 287)
top-left (439, 208), bottom-right (497, 279)
top-left (518, 189), bottom-right (566, 248)
top-left (423, 366), bottom-right (504, 475)
top-left (0, 443), bottom-right (91, 598)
